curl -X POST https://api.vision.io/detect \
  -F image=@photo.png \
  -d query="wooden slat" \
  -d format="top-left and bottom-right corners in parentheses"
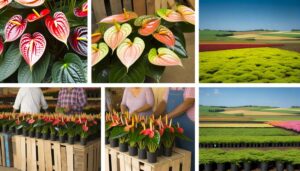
top-left (161, 0), bottom-right (168, 8)
top-left (26, 138), bottom-right (32, 171)
top-left (66, 145), bottom-right (74, 171)
top-left (88, 148), bottom-right (93, 171)
top-left (105, 148), bottom-right (110, 171)
top-left (20, 136), bottom-right (26, 171)
top-left (38, 139), bottom-right (46, 171)
top-left (110, 150), bottom-right (118, 171)
top-left (131, 158), bottom-right (140, 171)
top-left (61, 147), bottom-right (67, 171)
top-left (44, 141), bottom-right (53, 171)
top-left (92, 0), bottom-right (107, 22)
top-left (133, 0), bottom-right (146, 15)
top-left (123, 0), bottom-right (133, 11)
top-left (167, 0), bottom-right (176, 9)
top-left (146, 0), bottom-right (155, 14)
top-left (109, 0), bottom-right (123, 14)
top-left (155, 0), bottom-right (161, 9)
top-left (31, 138), bottom-right (37, 171)
top-left (54, 143), bottom-right (61, 171)
top-left (186, 0), bottom-right (195, 9)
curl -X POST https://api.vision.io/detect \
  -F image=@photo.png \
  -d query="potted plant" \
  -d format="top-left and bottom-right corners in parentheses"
top-left (49, 124), bottom-right (57, 141)
top-left (160, 118), bottom-right (175, 156)
top-left (80, 121), bottom-right (89, 145)
top-left (27, 118), bottom-right (36, 137)
top-left (54, 118), bottom-right (67, 143)
top-left (142, 121), bottom-right (160, 163)
top-left (66, 121), bottom-right (77, 144)
top-left (41, 125), bottom-right (49, 140)
top-left (33, 119), bottom-right (46, 138)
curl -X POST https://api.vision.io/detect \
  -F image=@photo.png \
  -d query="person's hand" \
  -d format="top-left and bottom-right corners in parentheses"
top-left (130, 110), bottom-right (138, 116)
top-left (64, 105), bottom-right (71, 113)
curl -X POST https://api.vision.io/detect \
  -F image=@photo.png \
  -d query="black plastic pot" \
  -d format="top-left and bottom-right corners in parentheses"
top-left (22, 128), bottom-right (28, 136)
top-left (35, 131), bottom-right (41, 138)
top-left (217, 163), bottom-right (225, 171)
top-left (59, 135), bottom-right (65, 143)
top-left (163, 147), bottom-right (172, 156)
top-left (119, 143), bottom-right (128, 152)
top-left (75, 135), bottom-right (80, 142)
top-left (105, 137), bottom-right (109, 144)
top-left (29, 131), bottom-right (35, 137)
top-left (138, 148), bottom-right (147, 159)
top-left (15, 129), bottom-right (21, 135)
top-left (50, 134), bottom-right (56, 141)
top-left (243, 162), bottom-right (251, 171)
top-left (129, 146), bottom-right (138, 156)
top-left (80, 137), bottom-right (87, 145)
top-left (204, 164), bottom-right (212, 171)
top-left (2, 125), bottom-right (7, 133)
top-left (260, 162), bottom-right (268, 171)
top-left (147, 151), bottom-right (157, 163)
top-left (287, 163), bottom-right (294, 171)
top-left (276, 161), bottom-right (284, 171)
top-left (110, 139), bottom-right (119, 147)
top-left (9, 127), bottom-right (15, 133)
top-left (156, 146), bottom-right (163, 156)
top-left (230, 163), bottom-right (238, 171)
top-left (68, 136), bottom-right (74, 144)
top-left (42, 133), bottom-right (49, 140)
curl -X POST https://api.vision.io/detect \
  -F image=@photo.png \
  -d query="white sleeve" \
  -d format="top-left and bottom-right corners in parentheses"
top-left (40, 89), bottom-right (48, 110)
top-left (13, 88), bottom-right (24, 110)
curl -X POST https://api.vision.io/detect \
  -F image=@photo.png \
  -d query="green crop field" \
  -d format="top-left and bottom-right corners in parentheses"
top-left (200, 128), bottom-right (297, 136)
top-left (199, 47), bottom-right (300, 83)
top-left (200, 30), bottom-right (240, 41)
top-left (262, 33), bottom-right (300, 38)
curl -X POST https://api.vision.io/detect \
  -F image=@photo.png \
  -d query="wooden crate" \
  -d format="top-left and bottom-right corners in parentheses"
top-left (12, 135), bottom-right (100, 171)
top-left (0, 133), bottom-right (13, 167)
top-left (105, 145), bottom-right (191, 171)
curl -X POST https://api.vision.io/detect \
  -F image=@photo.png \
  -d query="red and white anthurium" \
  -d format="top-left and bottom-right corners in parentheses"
top-left (100, 9), bottom-right (138, 23)
top-left (92, 42), bottom-right (109, 66)
top-left (68, 26), bottom-right (87, 56)
top-left (27, 8), bottom-right (50, 22)
top-left (0, 37), bottom-right (3, 56)
top-left (45, 12), bottom-right (70, 46)
top-left (104, 23), bottom-right (132, 51)
top-left (19, 32), bottom-right (46, 69)
top-left (148, 48), bottom-right (183, 67)
top-left (0, 0), bottom-right (12, 10)
top-left (152, 26), bottom-right (175, 47)
top-left (74, 1), bottom-right (88, 17)
top-left (116, 37), bottom-right (145, 70)
top-left (177, 5), bottom-right (195, 25)
top-left (134, 16), bottom-right (161, 36)
top-left (15, 0), bottom-right (44, 7)
top-left (4, 15), bottom-right (27, 42)
top-left (140, 120), bottom-right (155, 138)
top-left (177, 122), bottom-right (184, 134)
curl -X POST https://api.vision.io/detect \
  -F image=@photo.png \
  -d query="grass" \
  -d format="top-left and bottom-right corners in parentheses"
top-left (200, 128), bottom-right (297, 136)
top-left (262, 33), bottom-right (300, 38)
top-left (200, 30), bottom-right (240, 41)
top-left (199, 47), bottom-right (300, 83)
top-left (200, 136), bottom-right (300, 144)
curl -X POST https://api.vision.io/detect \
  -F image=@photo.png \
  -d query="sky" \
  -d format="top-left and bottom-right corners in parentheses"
top-left (200, 0), bottom-right (300, 31)
top-left (200, 88), bottom-right (300, 107)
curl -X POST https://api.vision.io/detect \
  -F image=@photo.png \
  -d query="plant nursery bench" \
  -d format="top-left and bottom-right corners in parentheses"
top-left (105, 145), bottom-right (191, 171)
top-left (12, 135), bottom-right (100, 171)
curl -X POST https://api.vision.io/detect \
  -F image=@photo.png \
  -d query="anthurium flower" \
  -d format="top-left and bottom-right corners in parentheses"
top-left (177, 5), bottom-right (195, 25)
top-left (74, 1), bottom-right (88, 17)
top-left (0, 37), bottom-right (3, 56)
top-left (92, 42), bottom-right (109, 66)
top-left (92, 32), bottom-right (102, 44)
top-left (68, 26), bottom-right (87, 56)
top-left (0, 0), bottom-right (12, 10)
top-left (4, 15), bottom-right (27, 42)
top-left (104, 23), bottom-right (132, 51)
top-left (148, 48), bottom-right (183, 66)
top-left (100, 9), bottom-right (137, 23)
top-left (116, 37), bottom-right (145, 70)
top-left (134, 15), bottom-right (161, 36)
top-left (152, 26), bottom-right (175, 47)
top-left (27, 118), bottom-right (35, 124)
top-left (156, 8), bottom-right (183, 22)
top-left (19, 32), bottom-right (46, 69)
top-left (82, 122), bottom-right (89, 132)
top-left (27, 8), bottom-right (50, 22)
top-left (45, 12), bottom-right (70, 45)
top-left (15, 0), bottom-right (44, 7)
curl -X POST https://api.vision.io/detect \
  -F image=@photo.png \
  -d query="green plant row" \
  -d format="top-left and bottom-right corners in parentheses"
top-left (200, 149), bottom-right (300, 164)
top-left (200, 128), bottom-right (297, 136)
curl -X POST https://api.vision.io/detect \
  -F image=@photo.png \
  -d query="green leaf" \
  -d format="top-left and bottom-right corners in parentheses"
top-left (145, 55), bottom-right (165, 82)
top-left (170, 27), bottom-right (188, 58)
top-left (176, 22), bottom-right (195, 33)
top-left (51, 53), bottom-right (86, 83)
top-left (0, 42), bottom-right (22, 81)
top-left (109, 126), bottom-right (128, 140)
top-left (18, 52), bottom-right (50, 83)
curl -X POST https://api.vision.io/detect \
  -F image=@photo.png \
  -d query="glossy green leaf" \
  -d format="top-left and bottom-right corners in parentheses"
top-left (170, 27), bottom-right (188, 58)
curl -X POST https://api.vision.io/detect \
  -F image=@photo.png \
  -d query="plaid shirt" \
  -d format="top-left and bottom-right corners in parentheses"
top-left (57, 88), bottom-right (87, 114)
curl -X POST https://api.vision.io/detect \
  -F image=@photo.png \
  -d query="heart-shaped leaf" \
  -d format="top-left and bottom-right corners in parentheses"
top-left (0, 0), bottom-right (12, 10)
top-left (74, 2), bottom-right (87, 17)
top-left (19, 32), bottom-right (46, 68)
top-left (134, 15), bottom-right (161, 36)
top-left (156, 9), bottom-right (183, 22)
top-left (116, 37), bottom-right (145, 70)
top-left (27, 8), bottom-right (50, 22)
top-left (153, 25), bottom-right (175, 47)
top-left (4, 15), bottom-right (27, 42)
top-left (45, 12), bottom-right (70, 45)
top-left (0, 37), bottom-right (3, 56)
top-left (100, 10), bottom-right (138, 23)
top-left (148, 48), bottom-right (182, 66)
top-left (15, 0), bottom-right (44, 7)
top-left (68, 26), bottom-right (87, 56)
top-left (92, 42), bottom-right (109, 66)
top-left (177, 5), bottom-right (195, 25)
top-left (104, 23), bottom-right (132, 51)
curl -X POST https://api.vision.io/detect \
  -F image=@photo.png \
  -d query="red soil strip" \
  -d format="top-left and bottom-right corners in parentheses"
top-left (200, 43), bottom-right (284, 52)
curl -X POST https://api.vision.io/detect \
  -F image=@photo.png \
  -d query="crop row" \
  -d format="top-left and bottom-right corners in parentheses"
top-left (200, 136), bottom-right (300, 144)
top-left (200, 128), bottom-right (297, 136)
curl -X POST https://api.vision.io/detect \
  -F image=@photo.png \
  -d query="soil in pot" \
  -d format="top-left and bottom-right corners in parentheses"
top-left (68, 136), bottom-right (75, 144)
top-left (138, 149), bottom-right (147, 159)
top-left (42, 133), bottom-right (49, 140)
top-left (110, 139), bottom-right (119, 147)
top-left (128, 146), bottom-right (138, 156)
top-left (80, 137), bottom-right (87, 145)
top-left (119, 143), bottom-right (128, 152)
top-left (147, 151), bottom-right (157, 163)
top-left (59, 136), bottom-right (65, 143)
top-left (163, 147), bottom-right (173, 157)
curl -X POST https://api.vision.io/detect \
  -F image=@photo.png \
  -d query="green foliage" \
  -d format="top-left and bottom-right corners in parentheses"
top-left (200, 136), bottom-right (300, 144)
top-left (200, 128), bottom-right (297, 136)
top-left (200, 47), bottom-right (300, 83)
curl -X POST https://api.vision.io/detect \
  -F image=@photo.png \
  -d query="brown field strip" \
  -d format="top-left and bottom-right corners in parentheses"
top-left (199, 123), bottom-right (273, 128)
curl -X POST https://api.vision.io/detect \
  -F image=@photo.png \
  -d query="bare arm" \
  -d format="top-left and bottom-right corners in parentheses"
top-left (154, 101), bottom-right (167, 117)
top-left (121, 104), bottom-right (128, 114)
top-left (165, 98), bottom-right (195, 119)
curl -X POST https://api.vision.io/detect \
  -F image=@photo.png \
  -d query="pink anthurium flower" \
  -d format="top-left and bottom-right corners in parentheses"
top-left (156, 9), bottom-right (184, 22)
top-left (134, 16), bottom-right (161, 36)
top-left (177, 5), bottom-right (195, 25)
top-left (104, 23), bottom-right (132, 51)
top-left (19, 32), bottom-right (46, 69)
top-left (152, 26), bottom-right (175, 47)
top-left (68, 26), bottom-right (87, 56)
top-left (0, 0), bottom-right (12, 10)
top-left (27, 8), bottom-right (50, 22)
top-left (116, 37), bottom-right (145, 70)
top-left (0, 37), bottom-right (3, 56)
top-left (91, 32), bottom-right (102, 44)
top-left (74, 1), bottom-right (88, 17)
top-left (45, 12), bottom-right (70, 46)
top-left (148, 48), bottom-right (183, 67)
top-left (92, 42), bottom-right (109, 66)
top-left (15, 0), bottom-right (44, 7)
top-left (100, 9), bottom-right (138, 23)
top-left (4, 15), bottom-right (27, 42)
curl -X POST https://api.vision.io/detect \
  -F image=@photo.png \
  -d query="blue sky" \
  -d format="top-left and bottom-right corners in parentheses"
top-left (200, 0), bottom-right (300, 31)
top-left (200, 88), bottom-right (300, 107)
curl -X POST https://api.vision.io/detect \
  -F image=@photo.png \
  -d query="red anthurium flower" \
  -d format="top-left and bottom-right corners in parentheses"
top-left (15, 0), bottom-right (44, 7)
top-left (19, 32), bottom-right (46, 69)
top-left (177, 127), bottom-right (184, 134)
top-left (45, 12), bottom-right (70, 45)
top-left (27, 8), bottom-right (50, 22)
top-left (0, 37), bottom-right (3, 56)
top-left (0, 0), bottom-right (12, 10)
top-left (4, 15), bottom-right (27, 42)
top-left (28, 118), bottom-right (35, 124)
top-left (152, 26), bottom-right (175, 47)
top-left (134, 16), bottom-right (161, 36)
top-left (140, 129), bottom-right (154, 138)
top-left (74, 2), bottom-right (87, 17)
top-left (68, 26), bottom-right (87, 56)
top-left (100, 9), bottom-right (138, 23)
top-left (16, 120), bottom-right (21, 125)
top-left (159, 128), bottom-right (164, 136)
top-left (52, 118), bottom-right (60, 126)
top-left (82, 122), bottom-right (89, 132)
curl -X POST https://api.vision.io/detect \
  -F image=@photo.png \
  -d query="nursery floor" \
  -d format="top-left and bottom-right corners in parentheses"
top-left (0, 167), bottom-right (19, 171)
